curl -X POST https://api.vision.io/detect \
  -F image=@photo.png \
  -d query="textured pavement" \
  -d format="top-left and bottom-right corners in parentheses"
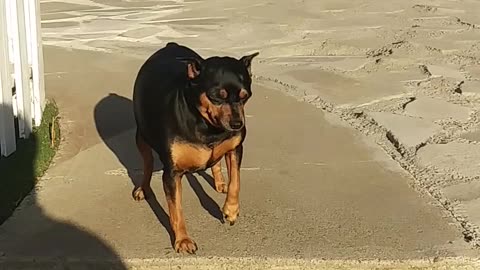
top-left (2, 0), bottom-right (480, 268)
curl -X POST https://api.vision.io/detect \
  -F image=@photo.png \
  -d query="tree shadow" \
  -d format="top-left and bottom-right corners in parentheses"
top-left (0, 103), bottom-right (127, 269)
top-left (93, 93), bottom-right (224, 244)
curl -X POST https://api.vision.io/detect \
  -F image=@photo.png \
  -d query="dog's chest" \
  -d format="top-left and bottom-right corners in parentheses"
top-left (171, 135), bottom-right (241, 171)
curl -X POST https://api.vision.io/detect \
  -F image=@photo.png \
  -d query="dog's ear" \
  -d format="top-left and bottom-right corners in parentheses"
top-left (187, 61), bottom-right (201, 79)
top-left (177, 57), bottom-right (203, 79)
top-left (240, 52), bottom-right (259, 77)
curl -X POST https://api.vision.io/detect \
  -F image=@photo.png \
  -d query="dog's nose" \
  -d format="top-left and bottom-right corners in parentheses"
top-left (229, 120), bottom-right (243, 130)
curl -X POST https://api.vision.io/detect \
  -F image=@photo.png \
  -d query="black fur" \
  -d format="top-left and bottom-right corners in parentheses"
top-left (133, 42), bottom-right (257, 171)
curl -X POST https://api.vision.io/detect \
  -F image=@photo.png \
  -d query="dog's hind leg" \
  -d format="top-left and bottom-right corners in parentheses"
top-left (133, 129), bottom-right (153, 201)
top-left (211, 160), bottom-right (228, 193)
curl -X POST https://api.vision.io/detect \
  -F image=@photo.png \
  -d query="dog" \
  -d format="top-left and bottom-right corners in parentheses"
top-left (132, 42), bottom-right (259, 254)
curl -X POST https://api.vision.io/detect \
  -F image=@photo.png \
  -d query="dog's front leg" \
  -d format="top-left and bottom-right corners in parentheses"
top-left (162, 170), bottom-right (197, 253)
top-left (211, 161), bottom-right (228, 193)
top-left (223, 144), bottom-right (243, 225)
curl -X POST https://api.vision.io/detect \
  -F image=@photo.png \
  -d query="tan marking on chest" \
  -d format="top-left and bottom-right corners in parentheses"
top-left (171, 141), bottom-right (211, 171)
top-left (170, 135), bottom-right (242, 171)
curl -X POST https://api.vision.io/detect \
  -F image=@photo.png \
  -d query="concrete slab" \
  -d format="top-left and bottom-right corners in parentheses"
top-left (42, 46), bottom-right (142, 162)
top-left (40, 1), bottom-right (101, 13)
top-left (417, 142), bottom-right (480, 179)
top-left (404, 97), bottom-right (472, 122)
top-left (463, 199), bottom-right (480, 227)
top-left (0, 47), bottom-right (470, 263)
top-left (443, 181), bottom-right (480, 202)
top-left (265, 56), bottom-right (369, 72)
top-left (461, 127), bottom-right (480, 142)
top-left (462, 81), bottom-right (480, 95)
top-left (464, 65), bottom-right (480, 80)
top-left (442, 181), bottom-right (480, 234)
top-left (428, 65), bottom-right (466, 80)
top-left (443, 180), bottom-right (480, 238)
top-left (257, 65), bottom-right (414, 106)
top-left (369, 112), bottom-right (441, 148)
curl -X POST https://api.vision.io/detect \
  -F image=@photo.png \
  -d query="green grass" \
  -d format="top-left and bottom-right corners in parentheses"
top-left (0, 100), bottom-right (60, 224)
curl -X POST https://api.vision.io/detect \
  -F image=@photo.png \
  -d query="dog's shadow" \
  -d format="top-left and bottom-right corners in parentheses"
top-left (93, 93), bottom-right (223, 245)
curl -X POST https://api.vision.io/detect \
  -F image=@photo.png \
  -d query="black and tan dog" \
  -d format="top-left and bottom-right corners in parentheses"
top-left (132, 42), bottom-right (258, 253)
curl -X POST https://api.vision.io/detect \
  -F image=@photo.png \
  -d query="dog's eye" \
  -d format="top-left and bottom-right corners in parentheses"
top-left (239, 89), bottom-right (249, 100)
top-left (207, 89), bottom-right (227, 104)
top-left (219, 89), bottom-right (228, 99)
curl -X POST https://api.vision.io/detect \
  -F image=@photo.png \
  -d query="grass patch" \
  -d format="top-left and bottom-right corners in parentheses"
top-left (0, 100), bottom-right (60, 224)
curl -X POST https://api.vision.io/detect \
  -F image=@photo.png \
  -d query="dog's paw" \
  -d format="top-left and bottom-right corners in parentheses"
top-left (132, 187), bottom-right (146, 201)
top-left (222, 203), bottom-right (239, 226)
top-left (175, 237), bottom-right (198, 254)
top-left (215, 182), bottom-right (228, 193)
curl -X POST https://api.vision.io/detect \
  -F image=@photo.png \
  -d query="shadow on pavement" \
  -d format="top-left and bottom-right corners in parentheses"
top-left (186, 173), bottom-right (224, 222)
top-left (0, 103), bottom-right (127, 269)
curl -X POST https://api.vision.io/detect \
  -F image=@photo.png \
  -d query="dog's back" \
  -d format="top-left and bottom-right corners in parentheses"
top-left (150, 42), bottom-right (202, 62)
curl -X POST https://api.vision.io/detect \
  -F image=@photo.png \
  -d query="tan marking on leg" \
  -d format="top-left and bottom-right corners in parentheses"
top-left (211, 135), bottom-right (241, 162)
top-left (223, 149), bottom-right (241, 225)
top-left (211, 160), bottom-right (227, 193)
top-left (133, 131), bottom-right (153, 201)
top-left (163, 172), bottom-right (197, 254)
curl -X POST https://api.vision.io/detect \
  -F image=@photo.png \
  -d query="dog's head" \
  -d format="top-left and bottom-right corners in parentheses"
top-left (183, 52), bottom-right (259, 132)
